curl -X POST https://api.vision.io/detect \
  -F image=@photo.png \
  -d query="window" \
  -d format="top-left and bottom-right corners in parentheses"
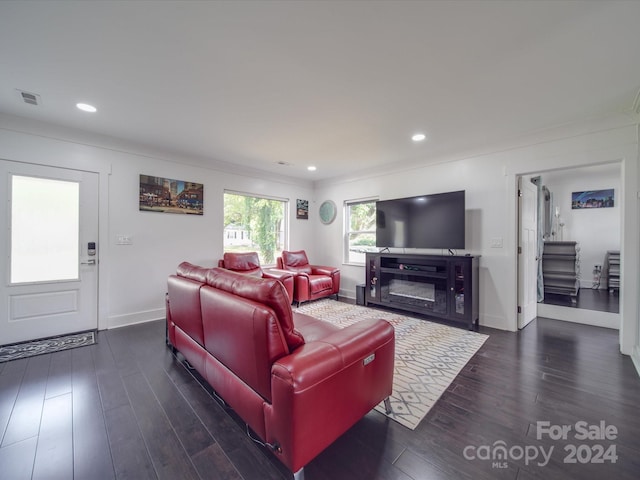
top-left (223, 191), bottom-right (288, 266)
top-left (11, 175), bottom-right (80, 283)
top-left (344, 199), bottom-right (377, 264)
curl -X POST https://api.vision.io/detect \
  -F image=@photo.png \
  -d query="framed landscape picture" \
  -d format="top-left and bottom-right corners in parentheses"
top-left (139, 174), bottom-right (204, 215)
top-left (571, 189), bottom-right (614, 209)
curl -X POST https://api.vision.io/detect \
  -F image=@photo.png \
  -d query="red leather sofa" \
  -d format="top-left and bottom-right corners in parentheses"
top-left (166, 262), bottom-right (394, 479)
top-left (277, 250), bottom-right (340, 306)
top-left (218, 251), bottom-right (295, 301)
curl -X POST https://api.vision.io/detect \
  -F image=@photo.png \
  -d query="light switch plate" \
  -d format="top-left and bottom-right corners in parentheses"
top-left (116, 234), bottom-right (133, 245)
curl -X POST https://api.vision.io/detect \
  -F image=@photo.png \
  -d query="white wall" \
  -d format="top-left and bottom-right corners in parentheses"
top-left (541, 164), bottom-right (621, 289)
top-left (1, 113), bottom-right (638, 364)
top-left (0, 115), bottom-right (316, 330)
top-left (314, 119), bottom-right (639, 359)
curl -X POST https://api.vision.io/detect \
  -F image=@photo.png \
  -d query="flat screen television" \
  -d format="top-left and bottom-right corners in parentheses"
top-left (376, 190), bottom-right (465, 249)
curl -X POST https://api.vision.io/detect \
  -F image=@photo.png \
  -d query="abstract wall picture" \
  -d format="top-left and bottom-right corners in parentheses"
top-left (571, 189), bottom-right (614, 209)
top-left (139, 174), bottom-right (204, 215)
top-left (296, 199), bottom-right (309, 219)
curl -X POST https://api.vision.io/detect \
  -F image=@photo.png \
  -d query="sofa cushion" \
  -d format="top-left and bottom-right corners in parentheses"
top-left (222, 252), bottom-right (263, 277)
top-left (201, 285), bottom-right (288, 402)
top-left (282, 250), bottom-right (312, 274)
top-left (167, 275), bottom-right (205, 346)
top-left (293, 312), bottom-right (340, 343)
top-left (308, 275), bottom-right (334, 295)
top-left (205, 268), bottom-right (305, 350)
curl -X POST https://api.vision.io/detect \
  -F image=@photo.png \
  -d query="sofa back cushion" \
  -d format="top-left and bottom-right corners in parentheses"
top-left (205, 268), bottom-right (305, 350)
top-left (281, 250), bottom-right (312, 275)
top-left (176, 261), bottom-right (211, 283)
top-left (200, 285), bottom-right (288, 401)
top-left (220, 252), bottom-right (263, 277)
top-left (167, 274), bottom-right (205, 346)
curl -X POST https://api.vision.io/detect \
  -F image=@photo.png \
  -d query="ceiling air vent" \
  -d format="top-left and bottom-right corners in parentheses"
top-left (17, 89), bottom-right (41, 106)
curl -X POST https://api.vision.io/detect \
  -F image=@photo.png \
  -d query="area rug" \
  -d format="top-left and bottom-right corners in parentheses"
top-left (296, 300), bottom-right (488, 430)
top-left (0, 330), bottom-right (96, 363)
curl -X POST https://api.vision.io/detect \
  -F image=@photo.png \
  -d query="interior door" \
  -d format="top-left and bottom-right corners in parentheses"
top-left (518, 176), bottom-right (538, 329)
top-left (0, 160), bottom-right (99, 345)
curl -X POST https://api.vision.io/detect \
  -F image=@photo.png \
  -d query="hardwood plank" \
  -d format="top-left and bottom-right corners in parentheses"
top-left (0, 436), bottom-right (37, 480)
top-left (1, 353), bottom-right (50, 446)
top-left (0, 368), bottom-right (23, 445)
top-left (104, 404), bottom-right (157, 480)
top-left (71, 344), bottom-right (115, 480)
top-left (141, 362), bottom-right (215, 456)
top-left (121, 371), bottom-right (200, 480)
top-left (32, 393), bottom-right (73, 480)
top-left (45, 349), bottom-right (72, 399)
top-left (190, 443), bottom-right (243, 480)
top-left (0, 357), bottom-right (28, 377)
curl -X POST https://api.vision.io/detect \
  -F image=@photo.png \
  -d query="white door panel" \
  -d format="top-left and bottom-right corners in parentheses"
top-left (0, 160), bottom-right (98, 345)
top-left (518, 177), bottom-right (538, 329)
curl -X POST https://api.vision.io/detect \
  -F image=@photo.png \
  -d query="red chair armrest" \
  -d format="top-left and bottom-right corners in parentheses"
top-left (310, 265), bottom-right (339, 276)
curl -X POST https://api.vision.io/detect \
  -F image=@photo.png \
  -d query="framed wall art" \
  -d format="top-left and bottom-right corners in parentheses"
top-left (139, 174), bottom-right (204, 215)
top-left (296, 199), bottom-right (309, 219)
top-left (571, 189), bottom-right (614, 209)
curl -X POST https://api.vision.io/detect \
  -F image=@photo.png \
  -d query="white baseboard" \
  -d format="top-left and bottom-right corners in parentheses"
top-left (536, 303), bottom-right (619, 329)
top-left (632, 345), bottom-right (640, 378)
top-left (108, 308), bottom-right (165, 329)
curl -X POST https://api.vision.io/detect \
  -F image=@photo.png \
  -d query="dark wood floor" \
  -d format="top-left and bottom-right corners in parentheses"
top-left (541, 288), bottom-right (619, 313)
top-left (1, 314), bottom-right (639, 480)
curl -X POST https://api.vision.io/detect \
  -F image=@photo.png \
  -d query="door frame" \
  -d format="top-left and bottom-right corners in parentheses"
top-left (1, 156), bottom-right (111, 332)
top-left (516, 175), bottom-right (538, 329)
top-left (509, 152), bottom-right (635, 356)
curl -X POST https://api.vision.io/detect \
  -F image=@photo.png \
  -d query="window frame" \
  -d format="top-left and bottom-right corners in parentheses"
top-left (223, 190), bottom-right (289, 267)
top-left (343, 197), bottom-right (378, 266)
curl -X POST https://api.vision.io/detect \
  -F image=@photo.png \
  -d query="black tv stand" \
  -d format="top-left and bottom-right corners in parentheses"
top-left (365, 252), bottom-right (479, 330)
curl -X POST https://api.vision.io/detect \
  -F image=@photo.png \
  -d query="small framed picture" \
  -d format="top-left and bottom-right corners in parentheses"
top-left (296, 199), bottom-right (309, 219)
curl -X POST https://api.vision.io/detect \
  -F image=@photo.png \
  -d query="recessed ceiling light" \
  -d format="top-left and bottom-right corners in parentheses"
top-left (76, 103), bottom-right (97, 113)
top-left (307, 166), bottom-right (317, 171)
top-left (412, 133), bottom-right (426, 142)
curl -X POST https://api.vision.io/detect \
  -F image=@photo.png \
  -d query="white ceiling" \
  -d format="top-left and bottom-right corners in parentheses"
top-left (1, 1), bottom-right (639, 181)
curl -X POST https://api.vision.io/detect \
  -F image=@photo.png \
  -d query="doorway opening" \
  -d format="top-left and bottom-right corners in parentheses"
top-left (517, 162), bottom-right (621, 330)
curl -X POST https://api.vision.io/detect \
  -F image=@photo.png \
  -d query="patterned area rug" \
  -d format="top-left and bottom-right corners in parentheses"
top-left (296, 300), bottom-right (488, 430)
top-left (0, 331), bottom-right (96, 363)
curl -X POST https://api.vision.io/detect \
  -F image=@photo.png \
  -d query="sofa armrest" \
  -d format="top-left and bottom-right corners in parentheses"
top-left (262, 268), bottom-right (295, 302)
top-left (262, 268), bottom-right (293, 281)
top-left (267, 318), bottom-right (394, 472)
top-left (272, 318), bottom-right (393, 387)
top-left (310, 264), bottom-right (339, 276)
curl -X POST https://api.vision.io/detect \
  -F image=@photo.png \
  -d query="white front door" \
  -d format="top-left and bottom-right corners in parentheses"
top-left (0, 160), bottom-right (99, 345)
top-left (518, 176), bottom-right (538, 329)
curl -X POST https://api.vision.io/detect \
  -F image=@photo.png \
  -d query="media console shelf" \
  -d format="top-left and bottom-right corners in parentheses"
top-left (365, 253), bottom-right (479, 330)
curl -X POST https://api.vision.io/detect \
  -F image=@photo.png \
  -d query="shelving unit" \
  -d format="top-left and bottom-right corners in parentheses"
top-left (365, 253), bottom-right (479, 330)
top-left (604, 250), bottom-right (620, 294)
top-left (542, 241), bottom-right (580, 304)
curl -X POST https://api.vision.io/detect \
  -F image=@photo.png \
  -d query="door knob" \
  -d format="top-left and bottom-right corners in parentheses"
top-left (81, 259), bottom-right (96, 265)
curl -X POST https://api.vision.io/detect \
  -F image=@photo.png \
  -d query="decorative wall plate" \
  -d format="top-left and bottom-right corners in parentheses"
top-left (319, 200), bottom-right (337, 224)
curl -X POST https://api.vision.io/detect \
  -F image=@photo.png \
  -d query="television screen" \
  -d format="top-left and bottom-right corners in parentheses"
top-left (376, 190), bottom-right (465, 249)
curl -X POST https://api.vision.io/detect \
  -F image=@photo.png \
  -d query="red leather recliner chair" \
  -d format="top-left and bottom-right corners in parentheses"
top-left (277, 250), bottom-right (340, 306)
top-left (218, 251), bottom-right (295, 302)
